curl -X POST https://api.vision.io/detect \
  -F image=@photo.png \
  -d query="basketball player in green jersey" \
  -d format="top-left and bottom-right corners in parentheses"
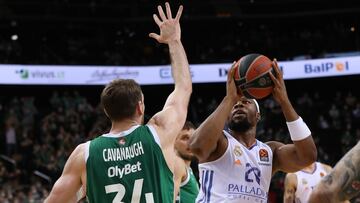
top-left (174, 121), bottom-right (199, 203)
top-left (45, 2), bottom-right (192, 203)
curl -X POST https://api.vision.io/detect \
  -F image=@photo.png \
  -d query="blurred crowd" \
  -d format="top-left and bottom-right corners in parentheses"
top-left (0, 18), bottom-right (358, 66)
top-left (0, 92), bottom-right (109, 202)
top-left (0, 0), bottom-right (359, 65)
top-left (0, 86), bottom-right (359, 202)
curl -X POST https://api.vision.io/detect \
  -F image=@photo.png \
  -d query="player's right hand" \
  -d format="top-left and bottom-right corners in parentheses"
top-left (269, 59), bottom-right (290, 105)
top-left (226, 61), bottom-right (242, 101)
top-left (149, 2), bottom-right (183, 44)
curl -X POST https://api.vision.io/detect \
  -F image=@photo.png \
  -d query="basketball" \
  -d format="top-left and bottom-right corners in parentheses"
top-left (233, 53), bottom-right (274, 99)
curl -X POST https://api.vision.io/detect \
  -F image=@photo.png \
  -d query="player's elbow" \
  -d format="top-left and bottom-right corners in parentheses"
top-left (304, 142), bottom-right (317, 165)
top-left (297, 137), bottom-right (317, 167)
top-left (301, 152), bottom-right (317, 168)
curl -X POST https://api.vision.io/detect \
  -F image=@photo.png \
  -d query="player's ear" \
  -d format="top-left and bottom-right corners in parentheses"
top-left (256, 112), bottom-right (261, 122)
top-left (136, 100), bottom-right (145, 116)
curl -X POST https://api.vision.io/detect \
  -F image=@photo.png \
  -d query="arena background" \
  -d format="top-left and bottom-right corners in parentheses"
top-left (0, 0), bottom-right (360, 202)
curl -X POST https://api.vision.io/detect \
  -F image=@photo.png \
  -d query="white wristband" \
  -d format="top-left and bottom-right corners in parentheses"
top-left (286, 117), bottom-right (311, 141)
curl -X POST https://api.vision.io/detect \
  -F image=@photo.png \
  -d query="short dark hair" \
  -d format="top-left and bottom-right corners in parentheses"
top-left (182, 121), bottom-right (195, 130)
top-left (101, 79), bottom-right (142, 121)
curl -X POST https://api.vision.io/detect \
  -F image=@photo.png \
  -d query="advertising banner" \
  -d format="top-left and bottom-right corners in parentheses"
top-left (0, 56), bottom-right (359, 85)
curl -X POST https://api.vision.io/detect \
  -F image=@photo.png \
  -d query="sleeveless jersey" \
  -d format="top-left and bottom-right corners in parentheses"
top-left (85, 125), bottom-right (173, 203)
top-left (196, 130), bottom-right (273, 203)
top-left (177, 167), bottom-right (199, 203)
top-left (294, 162), bottom-right (328, 203)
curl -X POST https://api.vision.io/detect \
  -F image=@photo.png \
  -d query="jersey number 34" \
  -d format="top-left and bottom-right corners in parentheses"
top-left (105, 178), bottom-right (154, 203)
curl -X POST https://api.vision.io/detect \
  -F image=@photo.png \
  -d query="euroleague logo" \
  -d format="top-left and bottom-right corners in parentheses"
top-left (259, 149), bottom-right (269, 162)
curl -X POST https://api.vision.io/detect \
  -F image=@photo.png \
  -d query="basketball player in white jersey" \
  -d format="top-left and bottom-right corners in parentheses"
top-left (189, 59), bottom-right (317, 203)
top-left (283, 162), bottom-right (333, 203)
top-left (309, 142), bottom-right (360, 203)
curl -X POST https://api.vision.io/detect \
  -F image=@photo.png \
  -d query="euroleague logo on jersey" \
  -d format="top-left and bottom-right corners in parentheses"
top-left (259, 149), bottom-right (269, 162)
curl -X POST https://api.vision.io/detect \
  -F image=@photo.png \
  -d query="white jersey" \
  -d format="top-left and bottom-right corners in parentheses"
top-left (294, 162), bottom-right (328, 203)
top-left (196, 130), bottom-right (273, 203)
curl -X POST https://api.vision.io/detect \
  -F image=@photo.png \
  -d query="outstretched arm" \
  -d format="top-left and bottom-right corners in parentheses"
top-left (309, 142), bottom-right (360, 203)
top-left (147, 3), bottom-right (192, 148)
top-left (189, 63), bottom-right (240, 162)
top-left (283, 173), bottom-right (297, 203)
top-left (45, 144), bottom-right (85, 203)
top-left (268, 59), bottom-right (317, 173)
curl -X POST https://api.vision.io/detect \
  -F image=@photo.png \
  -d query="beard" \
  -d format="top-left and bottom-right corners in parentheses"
top-left (228, 118), bottom-right (252, 132)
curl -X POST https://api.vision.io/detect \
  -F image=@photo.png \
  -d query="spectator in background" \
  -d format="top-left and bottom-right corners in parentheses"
top-left (283, 162), bottom-right (334, 203)
top-left (5, 120), bottom-right (16, 157)
top-left (0, 162), bottom-right (7, 183)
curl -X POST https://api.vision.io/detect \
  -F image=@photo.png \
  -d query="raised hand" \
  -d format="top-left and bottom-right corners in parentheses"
top-left (227, 61), bottom-right (242, 102)
top-left (149, 2), bottom-right (183, 44)
top-left (269, 59), bottom-right (289, 105)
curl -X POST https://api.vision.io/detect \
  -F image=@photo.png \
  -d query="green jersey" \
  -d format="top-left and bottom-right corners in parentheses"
top-left (86, 125), bottom-right (173, 203)
top-left (177, 167), bottom-right (199, 203)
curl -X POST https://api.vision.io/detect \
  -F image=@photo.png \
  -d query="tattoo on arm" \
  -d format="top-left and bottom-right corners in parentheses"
top-left (339, 149), bottom-right (360, 199)
top-left (322, 174), bottom-right (333, 185)
top-left (323, 142), bottom-right (360, 200)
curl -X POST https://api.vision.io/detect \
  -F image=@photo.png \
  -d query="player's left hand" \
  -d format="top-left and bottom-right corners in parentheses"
top-left (269, 59), bottom-right (290, 105)
top-left (149, 2), bottom-right (183, 44)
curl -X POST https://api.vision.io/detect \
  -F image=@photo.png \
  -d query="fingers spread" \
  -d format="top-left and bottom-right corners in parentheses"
top-left (153, 14), bottom-right (162, 26)
top-left (157, 5), bottom-right (167, 21)
top-left (175, 5), bottom-right (183, 22)
top-left (165, 2), bottom-right (172, 19)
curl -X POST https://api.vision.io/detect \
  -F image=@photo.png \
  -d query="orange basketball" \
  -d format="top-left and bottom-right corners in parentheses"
top-left (233, 54), bottom-right (274, 99)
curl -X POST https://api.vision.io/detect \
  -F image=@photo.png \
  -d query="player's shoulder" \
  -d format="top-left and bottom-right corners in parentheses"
top-left (73, 142), bottom-right (87, 154)
top-left (65, 142), bottom-right (88, 170)
top-left (265, 140), bottom-right (285, 152)
top-left (72, 142), bottom-right (89, 161)
top-left (257, 139), bottom-right (272, 148)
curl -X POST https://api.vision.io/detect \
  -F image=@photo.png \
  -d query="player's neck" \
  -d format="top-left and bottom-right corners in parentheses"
top-left (110, 119), bottom-right (140, 134)
top-left (230, 127), bottom-right (257, 148)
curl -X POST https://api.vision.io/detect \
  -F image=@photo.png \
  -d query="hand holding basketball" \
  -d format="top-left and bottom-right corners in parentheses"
top-left (269, 59), bottom-right (289, 105)
top-left (227, 61), bottom-right (242, 102)
top-left (149, 2), bottom-right (183, 44)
